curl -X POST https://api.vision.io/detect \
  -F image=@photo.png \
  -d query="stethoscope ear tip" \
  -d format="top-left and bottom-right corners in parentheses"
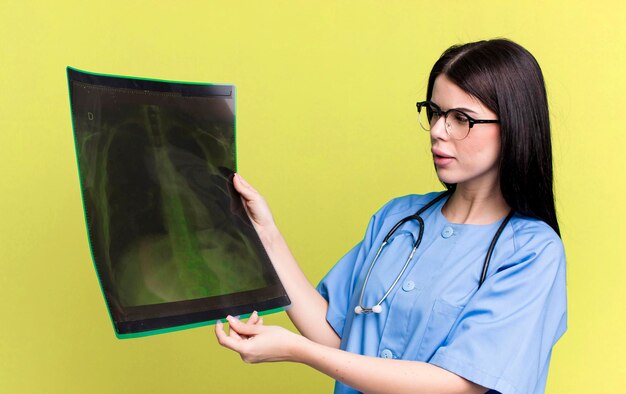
top-left (354, 305), bottom-right (364, 314)
top-left (372, 305), bottom-right (382, 313)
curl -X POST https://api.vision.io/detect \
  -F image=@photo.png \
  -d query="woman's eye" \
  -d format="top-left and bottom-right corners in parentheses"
top-left (452, 112), bottom-right (469, 123)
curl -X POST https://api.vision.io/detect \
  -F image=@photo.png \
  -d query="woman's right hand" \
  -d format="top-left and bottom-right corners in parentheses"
top-left (233, 173), bottom-right (276, 232)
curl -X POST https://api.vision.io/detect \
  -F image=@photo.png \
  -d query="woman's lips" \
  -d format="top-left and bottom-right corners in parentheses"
top-left (432, 149), bottom-right (454, 166)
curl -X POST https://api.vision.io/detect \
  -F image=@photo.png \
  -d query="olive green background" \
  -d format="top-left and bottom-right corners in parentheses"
top-left (1, 1), bottom-right (624, 392)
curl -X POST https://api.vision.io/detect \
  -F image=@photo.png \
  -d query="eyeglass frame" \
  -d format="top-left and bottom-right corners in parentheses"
top-left (416, 101), bottom-right (500, 140)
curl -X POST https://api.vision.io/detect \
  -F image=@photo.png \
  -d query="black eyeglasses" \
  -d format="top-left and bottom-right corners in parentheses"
top-left (416, 101), bottom-right (499, 140)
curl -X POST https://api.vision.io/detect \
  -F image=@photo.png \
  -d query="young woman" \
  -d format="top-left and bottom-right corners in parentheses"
top-left (215, 39), bottom-right (567, 394)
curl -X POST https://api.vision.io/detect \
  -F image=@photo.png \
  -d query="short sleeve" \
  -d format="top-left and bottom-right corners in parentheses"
top-left (316, 242), bottom-right (364, 338)
top-left (316, 200), bottom-right (394, 338)
top-left (429, 228), bottom-right (568, 394)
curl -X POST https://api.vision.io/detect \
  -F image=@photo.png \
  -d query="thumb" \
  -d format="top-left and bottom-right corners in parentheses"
top-left (227, 315), bottom-right (262, 336)
top-left (233, 173), bottom-right (260, 201)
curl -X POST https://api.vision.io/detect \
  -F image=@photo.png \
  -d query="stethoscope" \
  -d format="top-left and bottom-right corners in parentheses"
top-left (354, 191), bottom-right (514, 314)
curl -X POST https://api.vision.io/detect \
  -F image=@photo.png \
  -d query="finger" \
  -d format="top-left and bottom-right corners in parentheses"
top-left (233, 174), bottom-right (260, 221)
top-left (240, 312), bottom-right (259, 339)
top-left (215, 320), bottom-right (241, 351)
top-left (251, 312), bottom-right (264, 326)
top-left (224, 316), bottom-right (245, 340)
top-left (233, 173), bottom-right (260, 200)
top-left (215, 319), bottom-right (225, 341)
top-left (249, 317), bottom-right (263, 332)
top-left (239, 195), bottom-right (255, 224)
top-left (229, 325), bottom-right (244, 340)
top-left (216, 318), bottom-right (245, 340)
top-left (227, 315), bottom-right (262, 336)
top-left (247, 311), bottom-right (259, 325)
top-left (235, 173), bottom-right (256, 191)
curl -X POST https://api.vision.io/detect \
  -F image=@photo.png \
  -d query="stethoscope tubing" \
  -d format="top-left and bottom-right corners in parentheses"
top-left (479, 209), bottom-right (515, 289)
top-left (355, 191), bottom-right (513, 315)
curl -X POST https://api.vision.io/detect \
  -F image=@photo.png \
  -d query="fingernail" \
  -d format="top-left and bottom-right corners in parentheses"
top-left (252, 311), bottom-right (258, 317)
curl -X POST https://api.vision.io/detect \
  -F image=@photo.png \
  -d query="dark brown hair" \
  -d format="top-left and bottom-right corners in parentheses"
top-left (427, 39), bottom-right (560, 236)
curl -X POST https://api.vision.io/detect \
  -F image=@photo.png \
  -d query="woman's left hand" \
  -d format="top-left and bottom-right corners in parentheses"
top-left (215, 312), bottom-right (306, 363)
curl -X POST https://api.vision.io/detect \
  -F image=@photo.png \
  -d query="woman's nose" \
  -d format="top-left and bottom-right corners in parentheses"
top-left (429, 116), bottom-right (449, 140)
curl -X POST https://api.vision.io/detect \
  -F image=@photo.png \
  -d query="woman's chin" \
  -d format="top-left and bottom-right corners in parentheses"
top-left (435, 170), bottom-right (458, 185)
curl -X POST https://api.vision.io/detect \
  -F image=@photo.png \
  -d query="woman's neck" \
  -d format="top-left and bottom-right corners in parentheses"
top-left (441, 184), bottom-right (510, 225)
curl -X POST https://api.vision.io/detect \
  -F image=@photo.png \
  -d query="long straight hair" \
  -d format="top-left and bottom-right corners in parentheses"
top-left (427, 39), bottom-right (560, 236)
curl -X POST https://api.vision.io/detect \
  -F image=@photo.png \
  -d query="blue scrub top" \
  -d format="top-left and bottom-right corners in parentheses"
top-left (317, 192), bottom-right (567, 394)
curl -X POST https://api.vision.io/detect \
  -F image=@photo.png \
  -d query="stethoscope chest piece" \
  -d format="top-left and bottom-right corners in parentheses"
top-left (354, 305), bottom-right (383, 315)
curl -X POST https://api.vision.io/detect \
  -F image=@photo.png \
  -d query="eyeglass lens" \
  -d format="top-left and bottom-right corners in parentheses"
top-left (418, 105), bottom-right (471, 140)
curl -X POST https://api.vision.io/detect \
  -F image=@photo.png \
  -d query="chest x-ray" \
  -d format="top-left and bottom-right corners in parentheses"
top-left (67, 68), bottom-right (289, 338)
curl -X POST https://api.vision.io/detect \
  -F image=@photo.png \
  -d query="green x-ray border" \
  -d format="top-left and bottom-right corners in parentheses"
top-left (67, 67), bottom-right (288, 339)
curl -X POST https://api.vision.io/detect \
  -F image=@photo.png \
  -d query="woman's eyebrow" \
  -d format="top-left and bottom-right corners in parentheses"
top-left (429, 101), bottom-right (442, 110)
top-left (455, 106), bottom-right (479, 115)
top-left (432, 101), bottom-right (479, 115)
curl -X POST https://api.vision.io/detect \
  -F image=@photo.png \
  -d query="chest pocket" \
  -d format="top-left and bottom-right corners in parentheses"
top-left (417, 298), bottom-right (463, 361)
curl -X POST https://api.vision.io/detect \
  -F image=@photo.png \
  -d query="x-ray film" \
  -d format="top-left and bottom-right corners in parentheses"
top-left (67, 67), bottom-right (290, 338)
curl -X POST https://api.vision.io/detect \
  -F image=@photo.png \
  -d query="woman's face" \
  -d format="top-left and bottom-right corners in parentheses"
top-left (429, 74), bottom-right (501, 192)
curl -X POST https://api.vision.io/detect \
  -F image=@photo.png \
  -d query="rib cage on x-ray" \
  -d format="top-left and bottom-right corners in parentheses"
top-left (68, 68), bottom-right (289, 337)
